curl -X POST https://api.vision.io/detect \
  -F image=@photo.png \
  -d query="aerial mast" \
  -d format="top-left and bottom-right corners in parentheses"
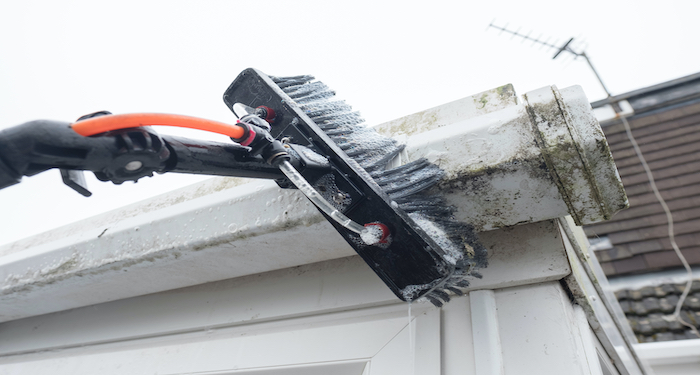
top-left (487, 21), bottom-right (612, 97)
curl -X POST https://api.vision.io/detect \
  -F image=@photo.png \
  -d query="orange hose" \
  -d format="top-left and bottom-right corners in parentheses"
top-left (71, 113), bottom-right (245, 139)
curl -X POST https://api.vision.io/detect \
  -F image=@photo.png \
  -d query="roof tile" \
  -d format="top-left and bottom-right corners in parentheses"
top-left (648, 313), bottom-right (668, 331)
top-left (691, 280), bottom-right (700, 292)
top-left (643, 297), bottom-right (662, 314)
top-left (613, 256), bottom-right (648, 274)
top-left (661, 284), bottom-right (678, 295)
top-left (619, 300), bottom-right (632, 314)
top-left (614, 280), bottom-right (700, 341)
top-left (658, 296), bottom-right (677, 314)
top-left (639, 286), bottom-right (657, 298)
top-left (684, 293), bottom-right (700, 309)
top-left (631, 300), bottom-right (648, 315)
top-left (615, 290), bottom-right (630, 300)
top-left (653, 286), bottom-right (668, 298)
top-left (666, 316), bottom-right (685, 332)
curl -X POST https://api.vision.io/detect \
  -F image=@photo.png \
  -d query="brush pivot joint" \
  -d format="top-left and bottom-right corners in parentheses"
top-left (255, 106), bottom-right (276, 124)
top-left (233, 115), bottom-right (289, 167)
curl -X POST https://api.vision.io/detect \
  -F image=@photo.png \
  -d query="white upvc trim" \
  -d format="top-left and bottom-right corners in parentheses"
top-left (470, 290), bottom-right (505, 375)
top-left (607, 267), bottom-right (700, 292)
top-left (634, 339), bottom-right (700, 366)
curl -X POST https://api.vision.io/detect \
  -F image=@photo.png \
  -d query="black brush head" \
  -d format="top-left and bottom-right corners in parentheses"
top-left (223, 68), bottom-right (487, 304)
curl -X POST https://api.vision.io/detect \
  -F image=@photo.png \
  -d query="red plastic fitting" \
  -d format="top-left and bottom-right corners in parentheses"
top-left (235, 121), bottom-right (257, 147)
top-left (256, 106), bottom-right (276, 123)
top-left (364, 223), bottom-right (390, 244)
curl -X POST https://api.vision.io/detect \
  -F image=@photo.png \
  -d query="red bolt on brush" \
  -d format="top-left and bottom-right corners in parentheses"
top-left (362, 223), bottom-right (390, 245)
top-left (256, 106), bottom-right (276, 123)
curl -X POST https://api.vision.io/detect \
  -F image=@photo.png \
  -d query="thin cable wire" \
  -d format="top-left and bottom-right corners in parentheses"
top-left (620, 115), bottom-right (700, 338)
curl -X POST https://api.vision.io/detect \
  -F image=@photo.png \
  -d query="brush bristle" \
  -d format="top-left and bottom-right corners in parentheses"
top-left (271, 74), bottom-right (488, 306)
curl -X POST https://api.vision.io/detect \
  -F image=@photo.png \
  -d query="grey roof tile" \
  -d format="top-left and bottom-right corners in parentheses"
top-left (629, 289), bottom-right (644, 301)
top-left (643, 298), bottom-right (662, 314)
top-left (628, 316), bottom-right (640, 332)
top-left (636, 317), bottom-right (655, 335)
top-left (665, 293), bottom-right (680, 307)
top-left (684, 293), bottom-right (700, 309)
top-left (600, 262), bottom-right (617, 276)
top-left (631, 300), bottom-right (648, 315)
top-left (653, 286), bottom-right (668, 298)
top-left (688, 311), bottom-right (700, 326)
top-left (612, 256), bottom-right (649, 274)
top-left (675, 284), bottom-right (688, 294)
top-left (614, 280), bottom-right (700, 341)
top-left (637, 334), bottom-right (653, 343)
top-left (661, 284), bottom-right (677, 295)
top-left (677, 331), bottom-right (700, 340)
top-left (639, 286), bottom-right (657, 298)
top-left (619, 300), bottom-right (632, 314)
top-left (648, 313), bottom-right (668, 331)
top-left (615, 290), bottom-right (630, 300)
top-left (665, 316), bottom-right (685, 331)
top-left (658, 297), bottom-right (676, 314)
top-left (692, 280), bottom-right (700, 292)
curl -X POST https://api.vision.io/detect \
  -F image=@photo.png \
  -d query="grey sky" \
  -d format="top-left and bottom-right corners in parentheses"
top-left (1, 0), bottom-right (698, 245)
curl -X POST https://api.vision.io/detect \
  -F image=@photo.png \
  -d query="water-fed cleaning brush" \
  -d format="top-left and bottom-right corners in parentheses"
top-left (224, 69), bottom-right (488, 306)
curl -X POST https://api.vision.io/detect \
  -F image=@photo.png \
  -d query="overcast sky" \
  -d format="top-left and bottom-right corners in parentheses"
top-left (1, 0), bottom-right (698, 245)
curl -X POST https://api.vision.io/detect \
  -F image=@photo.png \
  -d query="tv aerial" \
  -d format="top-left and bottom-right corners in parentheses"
top-left (487, 21), bottom-right (612, 97)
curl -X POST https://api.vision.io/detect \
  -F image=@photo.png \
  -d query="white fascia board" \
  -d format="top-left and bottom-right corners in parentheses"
top-left (0, 179), bottom-right (353, 321)
top-left (0, 194), bottom-right (571, 323)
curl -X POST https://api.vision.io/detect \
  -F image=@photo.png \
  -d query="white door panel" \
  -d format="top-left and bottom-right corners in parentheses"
top-left (0, 304), bottom-right (439, 375)
top-left (212, 360), bottom-right (369, 375)
top-left (370, 307), bottom-right (440, 375)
